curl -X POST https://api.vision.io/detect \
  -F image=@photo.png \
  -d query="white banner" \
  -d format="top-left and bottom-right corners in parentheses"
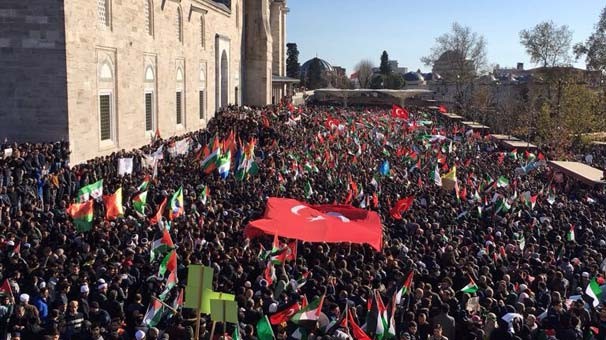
top-left (118, 158), bottom-right (134, 176)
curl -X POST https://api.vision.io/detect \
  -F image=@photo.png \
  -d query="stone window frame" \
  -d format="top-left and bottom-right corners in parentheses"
top-left (145, 0), bottom-right (154, 37)
top-left (199, 62), bottom-right (207, 122)
top-left (144, 55), bottom-right (157, 134)
top-left (175, 59), bottom-right (186, 128)
top-left (176, 6), bottom-right (183, 43)
top-left (200, 14), bottom-right (206, 48)
top-left (97, 48), bottom-right (118, 148)
top-left (97, 0), bottom-right (112, 30)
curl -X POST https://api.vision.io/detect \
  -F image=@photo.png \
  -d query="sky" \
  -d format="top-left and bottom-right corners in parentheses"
top-left (287, 0), bottom-right (603, 76)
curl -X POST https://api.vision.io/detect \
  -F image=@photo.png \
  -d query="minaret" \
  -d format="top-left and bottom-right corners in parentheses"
top-left (243, 0), bottom-right (273, 106)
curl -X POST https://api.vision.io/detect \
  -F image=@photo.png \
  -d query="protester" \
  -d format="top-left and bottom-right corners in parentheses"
top-left (0, 104), bottom-right (604, 340)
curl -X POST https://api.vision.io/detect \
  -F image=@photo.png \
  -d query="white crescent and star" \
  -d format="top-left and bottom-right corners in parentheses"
top-left (290, 205), bottom-right (306, 215)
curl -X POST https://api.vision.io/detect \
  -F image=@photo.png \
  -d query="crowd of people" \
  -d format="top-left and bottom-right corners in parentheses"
top-left (0, 104), bottom-right (605, 340)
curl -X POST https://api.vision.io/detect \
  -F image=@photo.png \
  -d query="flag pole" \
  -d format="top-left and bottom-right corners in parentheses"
top-left (195, 269), bottom-right (205, 340)
top-left (209, 321), bottom-right (217, 340)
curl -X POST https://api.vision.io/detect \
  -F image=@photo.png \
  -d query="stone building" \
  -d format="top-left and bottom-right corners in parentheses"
top-left (0, 0), bottom-right (289, 163)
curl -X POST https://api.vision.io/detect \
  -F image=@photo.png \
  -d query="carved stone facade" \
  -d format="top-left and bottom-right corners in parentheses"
top-left (0, 0), bottom-right (287, 164)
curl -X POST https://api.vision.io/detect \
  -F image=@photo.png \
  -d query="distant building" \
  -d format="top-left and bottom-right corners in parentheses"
top-left (372, 59), bottom-right (407, 76)
top-left (432, 50), bottom-right (475, 81)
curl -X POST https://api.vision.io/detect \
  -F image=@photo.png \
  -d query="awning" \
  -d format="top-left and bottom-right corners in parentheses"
top-left (501, 140), bottom-right (537, 150)
top-left (548, 161), bottom-right (606, 186)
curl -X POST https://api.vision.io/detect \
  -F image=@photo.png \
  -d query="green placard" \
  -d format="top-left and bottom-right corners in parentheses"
top-left (183, 265), bottom-right (214, 309)
top-left (201, 288), bottom-right (235, 314)
top-left (210, 299), bottom-right (239, 324)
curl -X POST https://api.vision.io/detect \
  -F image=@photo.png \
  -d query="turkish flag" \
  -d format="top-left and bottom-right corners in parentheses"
top-left (391, 104), bottom-right (409, 120)
top-left (245, 198), bottom-right (383, 251)
top-left (389, 196), bottom-right (414, 220)
top-left (438, 105), bottom-right (448, 113)
top-left (270, 301), bottom-right (301, 325)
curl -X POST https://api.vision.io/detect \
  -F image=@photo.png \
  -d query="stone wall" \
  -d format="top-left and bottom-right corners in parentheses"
top-left (63, 0), bottom-right (245, 164)
top-left (0, 0), bottom-right (69, 142)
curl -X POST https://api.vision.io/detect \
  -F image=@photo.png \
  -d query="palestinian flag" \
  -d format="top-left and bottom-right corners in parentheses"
top-left (270, 234), bottom-right (288, 265)
top-left (171, 288), bottom-right (184, 310)
top-left (217, 150), bottom-right (231, 179)
top-left (150, 197), bottom-right (167, 225)
top-left (348, 309), bottom-right (371, 340)
top-left (158, 250), bottom-right (177, 277)
top-left (395, 271), bottom-right (414, 304)
top-left (269, 301), bottom-right (301, 325)
top-left (200, 185), bottom-right (210, 205)
top-left (586, 277), bottom-right (603, 307)
top-left (367, 291), bottom-right (388, 339)
top-left (138, 175), bottom-right (151, 192)
top-left (304, 181), bottom-right (313, 199)
top-left (67, 200), bottom-right (94, 232)
top-left (102, 187), bottom-right (124, 220)
top-left (497, 176), bottom-right (509, 188)
top-left (460, 277), bottom-right (479, 294)
top-left (264, 261), bottom-right (276, 286)
top-left (159, 269), bottom-right (178, 301)
top-left (0, 279), bottom-right (13, 299)
top-left (495, 198), bottom-right (511, 214)
top-left (509, 149), bottom-right (518, 160)
top-left (143, 298), bottom-right (166, 327)
top-left (291, 294), bottom-right (325, 327)
top-left (525, 194), bottom-right (537, 210)
top-left (151, 228), bottom-right (174, 261)
top-left (567, 225), bottom-right (575, 242)
top-left (169, 186), bottom-right (184, 220)
top-left (133, 190), bottom-right (147, 215)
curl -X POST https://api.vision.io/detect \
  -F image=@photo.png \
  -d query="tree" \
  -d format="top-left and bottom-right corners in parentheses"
top-left (305, 58), bottom-right (326, 90)
top-left (574, 6), bottom-right (606, 72)
top-left (379, 51), bottom-right (391, 75)
top-left (354, 60), bottom-right (375, 89)
top-left (421, 22), bottom-right (488, 79)
top-left (519, 21), bottom-right (573, 68)
top-left (286, 43), bottom-right (301, 79)
top-left (383, 74), bottom-right (404, 89)
top-left (421, 22), bottom-right (488, 109)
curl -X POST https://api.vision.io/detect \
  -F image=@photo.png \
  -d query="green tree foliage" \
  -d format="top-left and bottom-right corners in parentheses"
top-left (574, 6), bottom-right (606, 72)
top-left (519, 21), bottom-right (573, 67)
top-left (286, 43), bottom-right (301, 79)
top-left (379, 51), bottom-right (391, 75)
top-left (306, 58), bottom-right (327, 90)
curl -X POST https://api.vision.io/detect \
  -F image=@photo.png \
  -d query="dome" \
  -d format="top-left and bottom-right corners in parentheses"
top-left (404, 72), bottom-right (425, 82)
top-left (300, 57), bottom-right (333, 76)
top-left (423, 72), bottom-right (442, 81)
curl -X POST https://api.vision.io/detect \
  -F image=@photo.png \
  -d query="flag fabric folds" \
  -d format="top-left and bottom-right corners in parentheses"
top-left (389, 196), bottom-right (414, 220)
top-left (291, 295), bottom-right (325, 327)
top-left (391, 104), bottom-right (409, 120)
top-left (169, 187), bottom-right (184, 220)
top-left (245, 198), bottom-right (383, 251)
top-left (256, 315), bottom-right (275, 340)
top-left (102, 187), bottom-right (124, 220)
top-left (158, 250), bottom-right (177, 277)
top-left (67, 200), bottom-right (94, 232)
top-left (441, 166), bottom-right (457, 191)
top-left (460, 277), bottom-right (479, 293)
top-left (585, 277), bottom-right (602, 307)
top-left (133, 190), bottom-right (148, 215)
top-left (269, 301), bottom-right (301, 325)
top-left (150, 197), bottom-right (167, 225)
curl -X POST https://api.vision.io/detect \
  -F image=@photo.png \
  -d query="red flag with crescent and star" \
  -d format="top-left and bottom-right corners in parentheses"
top-left (245, 197), bottom-right (383, 251)
top-left (391, 104), bottom-right (409, 120)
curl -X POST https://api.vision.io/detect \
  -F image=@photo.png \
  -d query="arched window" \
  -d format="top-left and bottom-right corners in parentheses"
top-left (97, 0), bottom-right (110, 27)
top-left (144, 0), bottom-right (153, 36)
top-left (176, 7), bottom-right (183, 43)
top-left (200, 15), bottom-right (205, 48)
top-left (176, 65), bottom-right (185, 125)
top-left (199, 66), bottom-right (206, 120)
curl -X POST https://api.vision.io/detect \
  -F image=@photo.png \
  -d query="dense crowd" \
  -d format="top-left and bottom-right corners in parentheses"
top-left (0, 104), bottom-right (605, 340)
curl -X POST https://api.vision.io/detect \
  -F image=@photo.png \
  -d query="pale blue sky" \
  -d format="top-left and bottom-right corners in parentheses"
top-left (287, 0), bottom-right (603, 75)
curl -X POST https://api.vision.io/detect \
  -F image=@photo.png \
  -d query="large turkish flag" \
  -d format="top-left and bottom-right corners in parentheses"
top-left (245, 197), bottom-right (383, 251)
